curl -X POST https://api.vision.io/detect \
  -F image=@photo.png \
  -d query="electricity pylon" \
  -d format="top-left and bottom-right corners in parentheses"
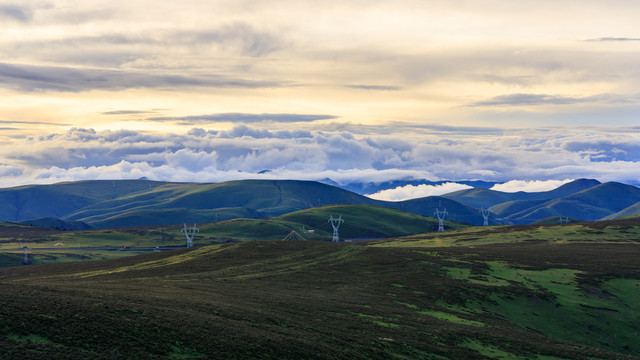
top-left (557, 216), bottom-right (570, 224)
top-left (182, 223), bottom-right (199, 248)
top-left (434, 208), bottom-right (447, 232)
top-left (329, 215), bottom-right (344, 242)
top-left (480, 207), bottom-right (491, 226)
top-left (22, 245), bottom-right (29, 265)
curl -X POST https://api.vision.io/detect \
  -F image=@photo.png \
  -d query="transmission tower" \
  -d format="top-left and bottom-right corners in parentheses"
top-left (22, 245), bottom-right (29, 265)
top-left (480, 207), bottom-right (491, 226)
top-left (434, 208), bottom-right (447, 232)
top-left (282, 230), bottom-right (306, 241)
top-left (182, 223), bottom-right (199, 248)
top-left (557, 216), bottom-right (570, 224)
top-left (329, 215), bottom-right (344, 242)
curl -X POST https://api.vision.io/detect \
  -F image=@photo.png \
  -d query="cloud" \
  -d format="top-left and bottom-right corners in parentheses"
top-left (101, 110), bottom-right (156, 115)
top-left (345, 85), bottom-right (402, 91)
top-left (148, 113), bottom-right (338, 125)
top-left (465, 93), bottom-right (604, 107)
top-left (585, 37), bottom-right (640, 42)
top-left (0, 125), bottom-right (639, 189)
top-left (367, 183), bottom-right (473, 201)
top-left (490, 179), bottom-right (574, 193)
top-left (0, 62), bottom-right (281, 93)
top-left (0, 120), bottom-right (69, 125)
top-left (0, 4), bottom-right (32, 22)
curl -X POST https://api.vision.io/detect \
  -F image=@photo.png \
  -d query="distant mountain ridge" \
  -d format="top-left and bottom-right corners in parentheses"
top-left (0, 179), bottom-right (490, 228)
top-left (0, 178), bottom-right (637, 229)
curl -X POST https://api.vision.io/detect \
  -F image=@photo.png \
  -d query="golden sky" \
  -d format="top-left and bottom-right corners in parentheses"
top-left (0, 1), bottom-right (639, 189)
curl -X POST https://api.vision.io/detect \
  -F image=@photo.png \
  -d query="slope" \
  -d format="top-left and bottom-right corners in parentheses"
top-left (507, 182), bottom-right (640, 222)
top-left (602, 201), bottom-right (640, 220)
top-left (443, 178), bottom-right (601, 209)
top-left (64, 180), bottom-right (382, 227)
top-left (387, 196), bottom-right (496, 226)
top-left (0, 180), bottom-right (168, 222)
top-left (0, 219), bottom-right (639, 359)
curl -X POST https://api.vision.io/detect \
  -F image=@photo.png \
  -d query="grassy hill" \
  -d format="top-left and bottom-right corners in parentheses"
top-left (386, 196), bottom-right (495, 226)
top-left (602, 201), bottom-right (640, 220)
top-left (61, 180), bottom-right (383, 227)
top-left (0, 204), bottom-right (465, 267)
top-left (486, 181), bottom-right (640, 223)
top-left (0, 218), bottom-right (639, 359)
top-left (0, 180), bottom-right (168, 222)
top-left (443, 178), bottom-right (601, 208)
top-left (1, 178), bottom-right (637, 229)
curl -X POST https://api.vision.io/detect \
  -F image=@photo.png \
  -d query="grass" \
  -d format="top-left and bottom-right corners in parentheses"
top-left (1, 214), bottom-right (640, 358)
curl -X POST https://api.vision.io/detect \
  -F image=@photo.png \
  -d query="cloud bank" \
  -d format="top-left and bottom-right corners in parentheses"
top-left (367, 183), bottom-right (473, 201)
top-left (489, 179), bottom-right (574, 193)
top-left (0, 125), bottom-right (638, 189)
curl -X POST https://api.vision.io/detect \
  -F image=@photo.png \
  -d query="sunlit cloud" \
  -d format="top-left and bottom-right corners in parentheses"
top-left (490, 179), bottom-right (574, 193)
top-left (0, 125), bottom-right (638, 189)
top-left (366, 183), bottom-right (473, 201)
top-left (0, 1), bottom-right (639, 188)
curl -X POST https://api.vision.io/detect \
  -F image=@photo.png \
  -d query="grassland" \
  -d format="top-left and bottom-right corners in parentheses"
top-left (0, 215), bottom-right (639, 359)
top-left (0, 204), bottom-right (464, 267)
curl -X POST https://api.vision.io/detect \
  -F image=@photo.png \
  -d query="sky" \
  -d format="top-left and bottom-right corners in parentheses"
top-left (1, 0), bottom-right (639, 196)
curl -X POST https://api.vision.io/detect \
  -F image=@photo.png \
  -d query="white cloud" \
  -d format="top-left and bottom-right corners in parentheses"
top-left (366, 183), bottom-right (473, 201)
top-left (0, 126), bottom-right (639, 190)
top-left (490, 179), bottom-right (574, 193)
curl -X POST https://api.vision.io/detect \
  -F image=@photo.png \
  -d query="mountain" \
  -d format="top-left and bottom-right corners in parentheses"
top-left (62, 180), bottom-right (382, 227)
top-left (17, 217), bottom-right (92, 231)
top-left (601, 201), bottom-right (640, 220)
top-left (0, 179), bottom-right (484, 229)
top-left (0, 180), bottom-right (168, 222)
top-left (0, 178), bottom-right (634, 228)
top-left (443, 178), bottom-right (601, 209)
top-left (385, 196), bottom-right (497, 226)
top-left (497, 182), bottom-right (640, 223)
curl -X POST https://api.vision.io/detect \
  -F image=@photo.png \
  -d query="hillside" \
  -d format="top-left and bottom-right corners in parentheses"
top-left (0, 178), bottom-right (637, 228)
top-left (602, 201), bottom-right (640, 220)
top-left (442, 178), bottom-right (601, 208)
top-left (500, 182), bottom-right (640, 223)
top-left (0, 204), bottom-right (465, 267)
top-left (0, 180), bottom-right (167, 222)
top-left (0, 218), bottom-right (639, 359)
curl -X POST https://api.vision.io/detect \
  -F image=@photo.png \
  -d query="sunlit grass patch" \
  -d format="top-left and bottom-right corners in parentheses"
top-left (461, 339), bottom-right (526, 360)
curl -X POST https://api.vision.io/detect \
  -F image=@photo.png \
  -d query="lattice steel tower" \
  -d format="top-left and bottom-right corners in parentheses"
top-left (329, 215), bottom-right (344, 242)
top-left (182, 223), bottom-right (199, 248)
top-left (480, 207), bottom-right (491, 226)
top-left (435, 208), bottom-right (448, 232)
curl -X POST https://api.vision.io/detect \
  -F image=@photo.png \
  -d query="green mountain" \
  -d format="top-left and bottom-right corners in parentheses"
top-left (0, 218), bottom-right (638, 359)
top-left (62, 180), bottom-right (382, 227)
top-left (0, 180), bottom-right (167, 222)
top-left (17, 217), bottom-right (92, 231)
top-left (0, 178), bottom-right (635, 229)
top-left (502, 182), bottom-right (640, 223)
top-left (386, 196), bottom-right (495, 226)
top-left (602, 201), bottom-right (640, 220)
top-left (443, 178), bottom-right (601, 208)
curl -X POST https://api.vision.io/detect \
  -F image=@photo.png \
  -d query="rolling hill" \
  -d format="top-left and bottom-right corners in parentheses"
top-left (0, 179), bottom-right (488, 229)
top-left (0, 180), bottom-right (168, 222)
top-left (443, 178), bottom-right (601, 208)
top-left (1, 178), bottom-right (638, 228)
top-left (496, 182), bottom-right (640, 223)
top-left (0, 218), bottom-right (638, 359)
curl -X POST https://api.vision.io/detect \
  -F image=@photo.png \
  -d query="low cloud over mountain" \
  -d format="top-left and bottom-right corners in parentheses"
top-left (0, 124), bottom-right (639, 188)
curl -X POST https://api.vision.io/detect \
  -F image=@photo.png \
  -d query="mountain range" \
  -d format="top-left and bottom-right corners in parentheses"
top-left (0, 178), bottom-right (639, 229)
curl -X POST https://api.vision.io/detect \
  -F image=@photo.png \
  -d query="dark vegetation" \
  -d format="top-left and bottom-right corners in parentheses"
top-left (0, 216), bottom-right (639, 359)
